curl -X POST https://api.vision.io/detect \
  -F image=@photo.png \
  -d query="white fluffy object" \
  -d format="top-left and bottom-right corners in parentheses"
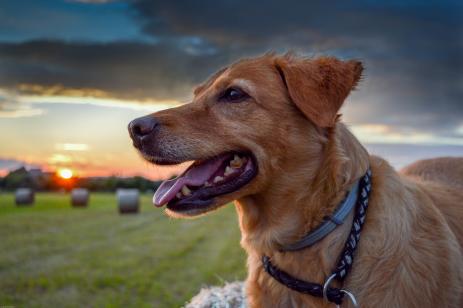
top-left (185, 281), bottom-right (247, 308)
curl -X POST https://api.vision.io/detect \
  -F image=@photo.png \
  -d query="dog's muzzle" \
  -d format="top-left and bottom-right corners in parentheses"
top-left (128, 115), bottom-right (159, 149)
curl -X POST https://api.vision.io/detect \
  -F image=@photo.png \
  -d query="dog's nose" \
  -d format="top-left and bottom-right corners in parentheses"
top-left (128, 116), bottom-right (159, 140)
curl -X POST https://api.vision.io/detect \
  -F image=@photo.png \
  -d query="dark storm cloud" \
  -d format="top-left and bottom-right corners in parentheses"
top-left (0, 0), bottom-right (462, 136)
top-left (131, 1), bottom-right (462, 51)
top-left (0, 40), bottom-right (232, 101)
top-left (129, 0), bottom-right (463, 134)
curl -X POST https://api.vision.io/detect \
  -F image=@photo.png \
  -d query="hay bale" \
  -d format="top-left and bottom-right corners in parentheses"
top-left (71, 188), bottom-right (89, 207)
top-left (15, 188), bottom-right (34, 206)
top-left (117, 189), bottom-right (139, 214)
top-left (185, 281), bottom-right (247, 308)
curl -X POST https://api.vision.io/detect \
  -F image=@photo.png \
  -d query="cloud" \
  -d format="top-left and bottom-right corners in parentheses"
top-left (129, 0), bottom-right (463, 133)
top-left (350, 124), bottom-right (463, 146)
top-left (68, 0), bottom-right (119, 3)
top-left (131, 1), bottom-right (462, 50)
top-left (0, 40), bottom-right (231, 101)
top-left (0, 1), bottom-right (461, 141)
top-left (0, 89), bottom-right (44, 118)
top-left (0, 85), bottom-right (176, 118)
top-left (365, 143), bottom-right (463, 169)
top-left (54, 143), bottom-right (90, 151)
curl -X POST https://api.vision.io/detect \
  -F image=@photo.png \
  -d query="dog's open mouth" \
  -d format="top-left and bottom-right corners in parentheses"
top-left (153, 152), bottom-right (257, 213)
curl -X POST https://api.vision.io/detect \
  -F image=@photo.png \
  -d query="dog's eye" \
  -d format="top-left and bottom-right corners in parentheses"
top-left (220, 88), bottom-right (248, 103)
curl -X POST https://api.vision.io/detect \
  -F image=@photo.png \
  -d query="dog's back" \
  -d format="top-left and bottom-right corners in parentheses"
top-left (401, 157), bottom-right (463, 251)
top-left (401, 157), bottom-right (463, 190)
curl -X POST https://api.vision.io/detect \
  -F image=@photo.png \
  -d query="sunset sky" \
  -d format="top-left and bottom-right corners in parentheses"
top-left (0, 0), bottom-right (462, 179)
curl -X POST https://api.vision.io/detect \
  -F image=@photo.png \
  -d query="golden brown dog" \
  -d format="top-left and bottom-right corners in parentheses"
top-left (129, 53), bottom-right (463, 307)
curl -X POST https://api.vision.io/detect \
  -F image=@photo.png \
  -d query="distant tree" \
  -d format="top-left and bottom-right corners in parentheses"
top-left (1, 167), bottom-right (162, 192)
top-left (3, 167), bottom-right (33, 190)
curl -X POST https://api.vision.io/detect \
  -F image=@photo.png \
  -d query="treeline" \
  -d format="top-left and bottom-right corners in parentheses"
top-left (77, 176), bottom-right (161, 192)
top-left (0, 167), bottom-right (163, 192)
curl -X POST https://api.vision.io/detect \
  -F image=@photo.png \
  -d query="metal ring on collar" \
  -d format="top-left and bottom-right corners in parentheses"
top-left (322, 273), bottom-right (337, 303)
top-left (340, 289), bottom-right (358, 308)
top-left (323, 274), bottom-right (359, 307)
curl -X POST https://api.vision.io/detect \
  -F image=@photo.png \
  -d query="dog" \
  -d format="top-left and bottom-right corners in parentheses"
top-left (128, 53), bottom-right (463, 307)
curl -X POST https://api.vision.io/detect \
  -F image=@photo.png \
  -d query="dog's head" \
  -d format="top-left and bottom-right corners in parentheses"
top-left (129, 54), bottom-right (363, 217)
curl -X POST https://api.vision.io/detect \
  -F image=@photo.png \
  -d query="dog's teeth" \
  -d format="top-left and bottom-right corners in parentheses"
top-left (213, 176), bottom-right (224, 183)
top-left (224, 166), bottom-right (234, 177)
top-left (176, 192), bottom-right (182, 199)
top-left (181, 185), bottom-right (191, 196)
top-left (230, 155), bottom-right (243, 168)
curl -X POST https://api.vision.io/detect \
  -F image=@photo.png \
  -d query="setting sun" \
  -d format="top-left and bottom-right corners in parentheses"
top-left (58, 168), bottom-right (73, 179)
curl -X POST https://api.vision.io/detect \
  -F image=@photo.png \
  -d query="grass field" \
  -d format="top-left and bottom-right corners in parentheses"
top-left (0, 193), bottom-right (246, 307)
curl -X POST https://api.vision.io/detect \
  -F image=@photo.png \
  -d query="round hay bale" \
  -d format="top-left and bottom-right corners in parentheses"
top-left (185, 281), bottom-right (246, 308)
top-left (71, 188), bottom-right (89, 207)
top-left (117, 189), bottom-right (139, 214)
top-left (15, 188), bottom-right (34, 206)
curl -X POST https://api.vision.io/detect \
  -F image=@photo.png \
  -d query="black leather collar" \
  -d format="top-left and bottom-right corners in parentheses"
top-left (262, 168), bottom-right (372, 306)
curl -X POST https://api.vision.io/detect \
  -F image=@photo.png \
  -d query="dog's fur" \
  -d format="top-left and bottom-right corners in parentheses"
top-left (133, 54), bottom-right (463, 307)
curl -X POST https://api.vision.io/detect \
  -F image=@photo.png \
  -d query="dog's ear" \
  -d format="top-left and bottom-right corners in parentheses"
top-left (275, 56), bottom-right (363, 128)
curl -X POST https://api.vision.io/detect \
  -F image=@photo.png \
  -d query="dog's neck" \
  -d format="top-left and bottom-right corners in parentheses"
top-left (235, 123), bottom-right (369, 287)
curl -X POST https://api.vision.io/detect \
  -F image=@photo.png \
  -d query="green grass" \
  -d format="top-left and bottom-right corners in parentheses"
top-left (0, 193), bottom-right (246, 307)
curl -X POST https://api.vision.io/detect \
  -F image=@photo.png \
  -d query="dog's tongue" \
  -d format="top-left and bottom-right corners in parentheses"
top-left (153, 155), bottom-right (229, 207)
